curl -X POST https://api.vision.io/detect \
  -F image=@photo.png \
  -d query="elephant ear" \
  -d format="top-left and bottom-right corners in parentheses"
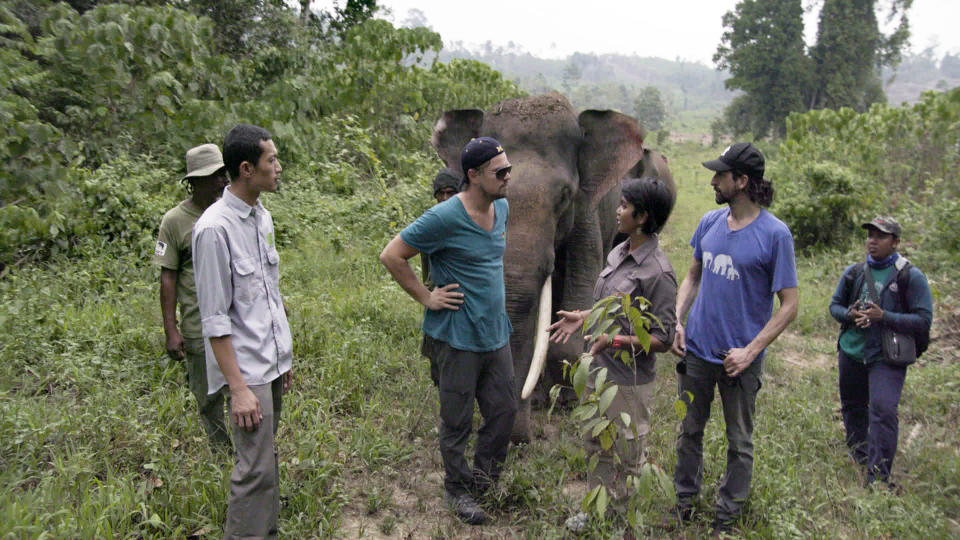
top-left (578, 110), bottom-right (646, 207)
top-left (627, 148), bottom-right (677, 201)
top-left (431, 109), bottom-right (484, 175)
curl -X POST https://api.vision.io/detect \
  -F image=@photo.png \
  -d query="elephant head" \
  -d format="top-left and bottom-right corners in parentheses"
top-left (432, 93), bottom-right (675, 443)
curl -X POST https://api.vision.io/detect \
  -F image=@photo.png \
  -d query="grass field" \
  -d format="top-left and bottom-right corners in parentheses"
top-left (1, 142), bottom-right (957, 539)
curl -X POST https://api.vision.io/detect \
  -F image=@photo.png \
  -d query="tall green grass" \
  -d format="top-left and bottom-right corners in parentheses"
top-left (1, 142), bottom-right (956, 538)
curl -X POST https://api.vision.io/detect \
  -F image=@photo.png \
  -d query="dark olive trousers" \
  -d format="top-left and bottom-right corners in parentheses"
top-left (674, 353), bottom-right (763, 523)
top-left (184, 337), bottom-right (231, 450)
top-left (434, 341), bottom-right (518, 497)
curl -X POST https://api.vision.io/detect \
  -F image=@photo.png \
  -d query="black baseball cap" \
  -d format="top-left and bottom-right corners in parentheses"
top-left (703, 142), bottom-right (765, 179)
top-left (461, 137), bottom-right (504, 174)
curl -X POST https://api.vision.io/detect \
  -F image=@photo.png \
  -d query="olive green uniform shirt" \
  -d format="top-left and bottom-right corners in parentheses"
top-left (153, 199), bottom-right (203, 338)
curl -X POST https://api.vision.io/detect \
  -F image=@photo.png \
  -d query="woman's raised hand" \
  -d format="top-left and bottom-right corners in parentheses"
top-left (547, 310), bottom-right (585, 343)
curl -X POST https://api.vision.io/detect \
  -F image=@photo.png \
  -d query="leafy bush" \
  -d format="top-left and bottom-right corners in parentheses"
top-left (773, 88), bottom-right (960, 256)
top-left (772, 161), bottom-right (867, 251)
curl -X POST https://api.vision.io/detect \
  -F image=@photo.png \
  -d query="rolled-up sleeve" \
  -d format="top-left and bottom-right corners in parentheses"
top-left (193, 225), bottom-right (233, 338)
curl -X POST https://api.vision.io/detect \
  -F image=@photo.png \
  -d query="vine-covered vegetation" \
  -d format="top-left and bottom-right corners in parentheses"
top-left (0, 2), bottom-right (522, 267)
top-left (771, 88), bottom-right (960, 263)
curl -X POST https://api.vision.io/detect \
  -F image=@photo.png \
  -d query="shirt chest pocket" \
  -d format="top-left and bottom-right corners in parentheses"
top-left (265, 248), bottom-right (280, 289)
top-left (232, 255), bottom-right (261, 303)
top-left (613, 271), bottom-right (643, 297)
top-left (594, 267), bottom-right (615, 300)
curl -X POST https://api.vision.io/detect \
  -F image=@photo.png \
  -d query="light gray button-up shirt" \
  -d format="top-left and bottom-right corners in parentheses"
top-left (193, 187), bottom-right (293, 394)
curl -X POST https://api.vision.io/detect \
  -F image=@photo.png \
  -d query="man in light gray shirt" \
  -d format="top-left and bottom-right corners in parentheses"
top-left (193, 123), bottom-right (293, 540)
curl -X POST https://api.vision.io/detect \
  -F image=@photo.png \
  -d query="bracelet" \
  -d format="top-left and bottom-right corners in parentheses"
top-left (611, 335), bottom-right (627, 348)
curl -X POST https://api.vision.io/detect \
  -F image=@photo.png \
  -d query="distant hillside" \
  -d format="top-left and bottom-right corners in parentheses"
top-left (437, 44), bottom-right (733, 120)
top-left (884, 51), bottom-right (960, 105)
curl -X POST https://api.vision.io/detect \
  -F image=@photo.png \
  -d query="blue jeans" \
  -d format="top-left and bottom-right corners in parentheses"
top-left (837, 351), bottom-right (907, 483)
top-left (674, 353), bottom-right (763, 522)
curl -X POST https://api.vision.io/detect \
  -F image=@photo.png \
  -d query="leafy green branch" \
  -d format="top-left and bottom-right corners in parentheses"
top-left (548, 293), bottom-right (682, 520)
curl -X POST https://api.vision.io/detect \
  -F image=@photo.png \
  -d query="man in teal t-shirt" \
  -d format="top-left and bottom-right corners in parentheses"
top-left (380, 137), bottom-right (517, 526)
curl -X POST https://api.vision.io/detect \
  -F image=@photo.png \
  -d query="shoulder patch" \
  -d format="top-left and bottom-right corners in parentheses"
top-left (155, 240), bottom-right (167, 257)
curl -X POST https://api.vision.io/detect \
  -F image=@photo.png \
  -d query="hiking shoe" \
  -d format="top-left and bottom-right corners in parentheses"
top-left (564, 512), bottom-right (589, 533)
top-left (444, 492), bottom-right (487, 525)
top-left (712, 518), bottom-right (737, 538)
top-left (658, 503), bottom-right (693, 530)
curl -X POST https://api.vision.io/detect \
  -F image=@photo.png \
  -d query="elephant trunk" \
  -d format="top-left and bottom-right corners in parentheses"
top-left (521, 275), bottom-right (552, 400)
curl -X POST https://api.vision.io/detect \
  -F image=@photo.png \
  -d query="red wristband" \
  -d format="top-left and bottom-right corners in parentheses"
top-left (611, 336), bottom-right (627, 348)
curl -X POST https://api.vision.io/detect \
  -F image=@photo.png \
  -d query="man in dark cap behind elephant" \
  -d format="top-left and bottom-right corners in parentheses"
top-left (380, 138), bottom-right (517, 526)
top-left (421, 167), bottom-right (462, 386)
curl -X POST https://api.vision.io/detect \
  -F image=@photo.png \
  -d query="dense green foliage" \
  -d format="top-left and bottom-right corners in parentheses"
top-left (2, 2), bottom-right (958, 538)
top-left (772, 88), bottom-right (960, 257)
top-left (0, 2), bottom-right (521, 268)
top-left (3, 142), bottom-right (957, 538)
top-left (715, 0), bottom-right (912, 138)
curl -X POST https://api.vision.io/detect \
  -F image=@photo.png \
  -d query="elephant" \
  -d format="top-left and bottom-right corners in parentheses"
top-left (431, 93), bottom-right (675, 443)
top-left (711, 253), bottom-right (734, 278)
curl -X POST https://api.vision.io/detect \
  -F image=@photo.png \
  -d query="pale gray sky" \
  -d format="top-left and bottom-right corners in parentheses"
top-left (323, 0), bottom-right (960, 66)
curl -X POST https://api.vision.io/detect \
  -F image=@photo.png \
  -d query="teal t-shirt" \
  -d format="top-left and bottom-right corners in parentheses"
top-left (401, 196), bottom-right (513, 352)
top-left (838, 265), bottom-right (893, 360)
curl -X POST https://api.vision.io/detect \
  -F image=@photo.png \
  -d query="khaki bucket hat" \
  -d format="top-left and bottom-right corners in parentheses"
top-left (183, 143), bottom-right (225, 180)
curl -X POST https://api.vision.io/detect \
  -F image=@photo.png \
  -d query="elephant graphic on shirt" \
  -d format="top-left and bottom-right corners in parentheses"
top-left (703, 251), bottom-right (714, 273)
top-left (726, 267), bottom-right (741, 280)
top-left (712, 254), bottom-right (735, 277)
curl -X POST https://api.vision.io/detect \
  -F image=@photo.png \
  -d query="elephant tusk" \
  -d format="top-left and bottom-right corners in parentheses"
top-left (521, 275), bottom-right (552, 400)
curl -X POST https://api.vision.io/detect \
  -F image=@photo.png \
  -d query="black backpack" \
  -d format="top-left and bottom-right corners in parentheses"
top-left (841, 259), bottom-right (930, 357)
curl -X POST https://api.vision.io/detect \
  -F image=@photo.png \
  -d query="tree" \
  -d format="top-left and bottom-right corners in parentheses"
top-left (810, 0), bottom-right (911, 111)
top-left (561, 61), bottom-right (581, 94)
top-left (714, 0), bottom-right (813, 137)
top-left (633, 86), bottom-right (667, 131)
top-left (942, 53), bottom-right (960, 79)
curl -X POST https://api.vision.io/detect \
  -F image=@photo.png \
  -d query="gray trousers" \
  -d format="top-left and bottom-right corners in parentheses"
top-left (184, 337), bottom-right (231, 450)
top-left (585, 379), bottom-right (654, 499)
top-left (435, 341), bottom-right (518, 497)
top-left (674, 353), bottom-right (762, 522)
top-left (223, 377), bottom-right (283, 540)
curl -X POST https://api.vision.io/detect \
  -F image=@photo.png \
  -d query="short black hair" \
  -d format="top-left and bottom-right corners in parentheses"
top-left (223, 124), bottom-right (272, 180)
top-left (621, 177), bottom-right (674, 235)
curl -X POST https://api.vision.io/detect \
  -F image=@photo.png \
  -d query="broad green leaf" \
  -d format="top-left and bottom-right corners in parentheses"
top-left (596, 485), bottom-right (608, 516)
top-left (582, 484), bottom-right (601, 512)
top-left (591, 418), bottom-right (611, 438)
top-left (596, 385), bottom-right (618, 417)
top-left (594, 367), bottom-right (607, 393)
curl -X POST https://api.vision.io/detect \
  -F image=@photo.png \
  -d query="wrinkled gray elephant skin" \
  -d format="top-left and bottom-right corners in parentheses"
top-left (432, 93), bottom-right (675, 444)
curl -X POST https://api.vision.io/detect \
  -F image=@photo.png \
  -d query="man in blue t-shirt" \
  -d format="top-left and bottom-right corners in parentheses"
top-left (664, 143), bottom-right (799, 535)
top-left (380, 137), bottom-right (518, 526)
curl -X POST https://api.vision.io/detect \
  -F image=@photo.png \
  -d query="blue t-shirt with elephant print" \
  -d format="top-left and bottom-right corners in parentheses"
top-left (401, 196), bottom-right (513, 352)
top-left (685, 208), bottom-right (797, 365)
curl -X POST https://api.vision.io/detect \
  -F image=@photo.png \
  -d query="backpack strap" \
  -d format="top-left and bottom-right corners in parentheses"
top-left (843, 262), bottom-right (866, 307)
top-left (840, 262), bottom-right (866, 331)
top-left (895, 257), bottom-right (912, 312)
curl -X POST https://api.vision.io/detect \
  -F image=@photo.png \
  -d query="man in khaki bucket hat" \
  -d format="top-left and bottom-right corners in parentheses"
top-left (152, 143), bottom-right (231, 451)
